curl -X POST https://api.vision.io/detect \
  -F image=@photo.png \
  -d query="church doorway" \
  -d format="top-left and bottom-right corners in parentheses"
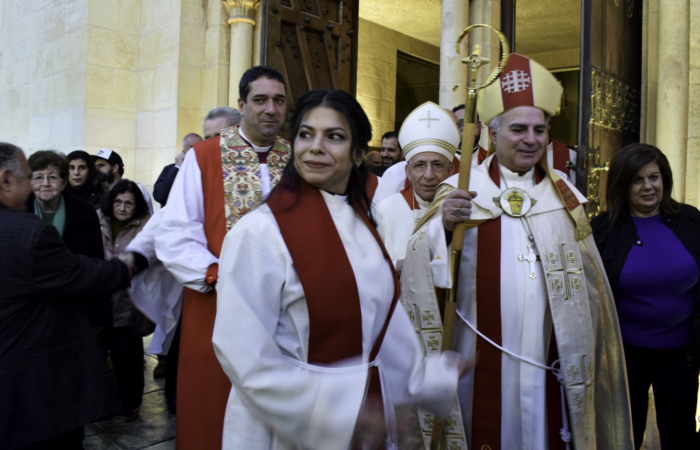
top-left (394, 52), bottom-right (440, 133)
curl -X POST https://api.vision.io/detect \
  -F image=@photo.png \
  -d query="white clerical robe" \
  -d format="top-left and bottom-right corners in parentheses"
top-left (155, 131), bottom-right (273, 291)
top-left (375, 191), bottom-right (429, 264)
top-left (212, 191), bottom-right (460, 450)
top-left (425, 160), bottom-right (586, 449)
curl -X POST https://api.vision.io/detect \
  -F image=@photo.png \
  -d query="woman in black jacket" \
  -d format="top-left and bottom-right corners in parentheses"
top-left (591, 143), bottom-right (700, 449)
top-left (26, 150), bottom-right (112, 334)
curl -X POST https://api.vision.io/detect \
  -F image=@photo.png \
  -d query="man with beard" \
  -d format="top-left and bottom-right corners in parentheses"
top-left (372, 131), bottom-right (402, 176)
top-left (154, 66), bottom-right (291, 450)
top-left (93, 148), bottom-right (154, 214)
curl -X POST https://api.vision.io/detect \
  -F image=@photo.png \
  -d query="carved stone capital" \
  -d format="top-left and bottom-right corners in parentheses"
top-left (223, 0), bottom-right (261, 26)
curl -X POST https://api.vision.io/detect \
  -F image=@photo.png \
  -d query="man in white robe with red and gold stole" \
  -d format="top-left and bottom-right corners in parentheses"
top-left (376, 102), bottom-right (458, 270)
top-left (154, 66), bottom-right (291, 450)
top-left (406, 54), bottom-right (633, 450)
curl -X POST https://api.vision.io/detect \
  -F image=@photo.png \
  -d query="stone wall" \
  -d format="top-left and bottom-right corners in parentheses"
top-left (356, 18), bottom-right (440, 148)
top-left (641, 0), bottom-right (700, 209)
top-left (0, 0), bottom-right (90, 153)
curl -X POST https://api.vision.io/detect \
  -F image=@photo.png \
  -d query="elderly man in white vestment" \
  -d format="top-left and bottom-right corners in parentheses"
top-left (376, 102), bottom-right (457, 274)
top-left (406, 54), bottom-right (633, 450)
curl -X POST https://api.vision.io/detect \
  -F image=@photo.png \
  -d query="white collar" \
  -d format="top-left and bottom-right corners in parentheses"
top-left (414, 193), bottom-right (431, 210)
top-left (239, 127), bottom-right (272, 153)
top-left (499, 163), bottom-right (535, 189)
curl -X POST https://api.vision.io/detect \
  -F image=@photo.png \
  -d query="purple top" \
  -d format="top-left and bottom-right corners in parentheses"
top-left (617, 214), bottom-right (698, 348)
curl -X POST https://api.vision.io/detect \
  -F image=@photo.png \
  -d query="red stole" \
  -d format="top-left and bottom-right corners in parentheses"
top-left (551, 139), bottom-right (571, 177)
top-left (453, 154), bottom-right (461, 174)
top-left (366, 172), bottom-right (379, 202)
top-left (267, 178), bottom-right (400, 367)
top-left (477, 146), bottom-right (488, 165)
top-left (174, 137), bottom-right (232, 450)
top-left (400, 184), bottom-right (419, 211)
top-left (470, 157), bottom-right (564, 450)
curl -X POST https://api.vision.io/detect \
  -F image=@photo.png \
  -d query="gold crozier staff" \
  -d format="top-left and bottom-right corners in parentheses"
top-left (429, 25), bottom-right (509, 450)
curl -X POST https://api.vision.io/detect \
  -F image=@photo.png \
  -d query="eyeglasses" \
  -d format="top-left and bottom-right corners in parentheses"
top-left (31, 174), bottom-right (62, 184)
top-left (409, 162), bottom-right (450, 174)
top-left (113, 200), bottom-right (135, 209)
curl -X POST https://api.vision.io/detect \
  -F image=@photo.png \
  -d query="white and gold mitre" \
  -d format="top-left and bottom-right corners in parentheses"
top-left (477, 53), bottom-right (563, 125)
top-left (398, 101), bottom-right (460, 163)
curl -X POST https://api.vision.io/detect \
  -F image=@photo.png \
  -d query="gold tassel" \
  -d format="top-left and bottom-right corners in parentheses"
top-left (575, 219), bottom-right (592, 241)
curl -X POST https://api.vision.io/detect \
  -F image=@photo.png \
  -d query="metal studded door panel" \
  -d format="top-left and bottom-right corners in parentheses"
top-left (261, 0), bottom-right (358, 137)
top-left (578, 0), bottom-right (642, 218)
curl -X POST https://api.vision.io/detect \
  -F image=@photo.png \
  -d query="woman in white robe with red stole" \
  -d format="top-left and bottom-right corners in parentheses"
top-left (212, 89), bottom-right (463, 450)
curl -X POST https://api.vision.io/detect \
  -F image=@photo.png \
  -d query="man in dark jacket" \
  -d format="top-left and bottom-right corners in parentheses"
top-left (153, 133), bottom-right (202, 207)
top-left (0, 142), bottom-right (133, 449)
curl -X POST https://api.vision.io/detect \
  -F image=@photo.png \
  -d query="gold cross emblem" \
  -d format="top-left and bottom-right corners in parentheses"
top-left (571, 276), bottom-right (582, 292)
top-left (422, 310), bottom-right (435, 325)
top-left (445, 418), bottom-right (457, 430)
top-left (551, 278), bottom-right (563, 294)
top-left (419, 110), bottom-right (440, 128)
top-left (450, 441), bottom-right (462, 450)
top-left (423, 414), bottom-right (434, 428)
top-left (407, 310), bottom-right (415, 322)
top-left (546, 244), bottom-right (582, 300)
top-left (426, 335), bottom-right (440, 351)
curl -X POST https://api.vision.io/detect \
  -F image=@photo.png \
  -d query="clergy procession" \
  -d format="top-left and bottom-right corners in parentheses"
top-left (3, 34), bottom-right (700, 450)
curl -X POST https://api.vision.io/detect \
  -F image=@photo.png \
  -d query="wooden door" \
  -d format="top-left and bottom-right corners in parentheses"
top-left (578, 0), bottom-right (642, 217)
top-left (260, 0), bottom-right (359, 137)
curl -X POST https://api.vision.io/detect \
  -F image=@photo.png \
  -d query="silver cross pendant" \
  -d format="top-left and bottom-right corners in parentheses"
top-left (519, 244), bottom-right (538, 279)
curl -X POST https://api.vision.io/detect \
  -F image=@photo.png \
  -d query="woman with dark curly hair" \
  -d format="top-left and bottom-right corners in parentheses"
top-left (212, 89), bottom-right (465, 449)
top-left (65, 150), bottom-right (109, 209)
top-left (591, 143), bottom-right (700, 449)
top-left (98, 180), bottom-right (153, 421)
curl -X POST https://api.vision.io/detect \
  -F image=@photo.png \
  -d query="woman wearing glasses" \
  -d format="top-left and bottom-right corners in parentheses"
top-left (27, 150), bottom-right (106, 276)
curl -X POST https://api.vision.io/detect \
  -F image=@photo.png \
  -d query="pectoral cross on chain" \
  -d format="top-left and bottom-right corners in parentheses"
top-left (518, 244), bottom-right (538, 279)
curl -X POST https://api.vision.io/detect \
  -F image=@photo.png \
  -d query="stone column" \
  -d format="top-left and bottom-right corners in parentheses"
top-left (223, 0), bottom-right (261, 106)
top-left (439, 0), bottom-right (470, 109)
top-left (655, 0), bottom-right (689, 201)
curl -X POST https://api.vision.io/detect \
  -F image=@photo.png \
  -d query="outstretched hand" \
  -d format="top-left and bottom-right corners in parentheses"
top-left (442, 189), bottom-right (478, 231)
top-left (117, 252), bottom-right (136, 279)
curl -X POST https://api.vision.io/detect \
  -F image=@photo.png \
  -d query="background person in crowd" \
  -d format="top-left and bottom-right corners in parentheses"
top-left (153, 133), bottom-right (204, 208)
top-left (591, 143), bottom-right (700, 449)
top-left (212, 89), bottom-right (464, 450)
top-left (26, 150), bottom-right (112, 336)
top-left (453, 105), bottom-right (486, 166)
top-left (203, 106), bottom-right (242, 140)
top-left (94, 148), bottom-right (154, 214)
top-left (65, 150), bottom-right (109, 209)
top-left (372, 131), bottom-right (402, 177)
top-left (365, 149), bottom-right (382, 167)
top-left (98, 180), bottom-right (153, 422)
top-left (0, 142), bottom-right (132, 450)
top-left (154, 66), bottom-right (291, 449)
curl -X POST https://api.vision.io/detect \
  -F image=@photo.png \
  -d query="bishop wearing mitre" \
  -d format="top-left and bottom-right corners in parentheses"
top-left (376, 102), bottom-right (458, 271)
top-left (404, 54), bottom-right (633, 450)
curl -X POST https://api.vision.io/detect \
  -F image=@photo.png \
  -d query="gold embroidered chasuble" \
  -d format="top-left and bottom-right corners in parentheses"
top-left (219, 125), bottom-right (290, 230)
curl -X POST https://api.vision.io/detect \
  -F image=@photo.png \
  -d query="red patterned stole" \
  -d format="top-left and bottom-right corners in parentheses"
top-left (551, 139), bottom-right (571, 177)
top-left (219, 125), bottom-right (290, 230)
top-left (471, 157), bottom-right (564, 450)
top-left (267, 180), bottom-right (400, 365)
